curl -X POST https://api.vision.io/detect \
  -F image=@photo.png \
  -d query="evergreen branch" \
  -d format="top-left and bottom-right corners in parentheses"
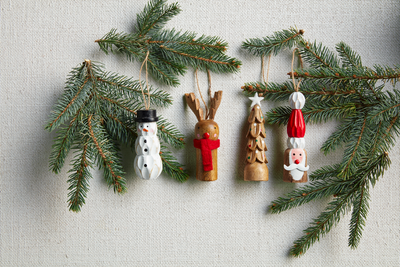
top-left (290, 190), bottom-right (354, 257)
top-left (67, 140), bottom-right (93, 212)
top-left (298, 40), bottom-right (340, 70)
top-left (149, 29), bottom-right (228, 52)
top-left (97, 1), bottom-right (241, 86)
top-left (370, 90), bottom-right (400, 122)
top-left (157, 116), bottom-right (185, 149)
top-left (290, 66), bottom-right (400, 83)
top-left (98, 95), bottom-right (138, 115)
top-left (270, 177), bottom-right (357, 214)
top-left (308, 164), bottom-right (341, 181)
top-left (48, 110), bottom-right (81, 173)
top-left (105, 113), bottom-right (138, 148)
top-left (88, 115), bottom-right (126, 194)
top-left (265, 106), bottom-right (292, 125)
top-left (45, 66), bottom-right (91, 131)
top-left (136, 0), bottom-right (181, 36)
top-left (265, 100), bottom-right (356, 126)
top-left (303, 101), bottom-right (357, 124)
top-left (320, 117), bottom-right (354, 155)
top-left (348, 182), bottom-right (370, 248)
top-left (96, 75), bottom-right (173, 107)
top-left (242, 80), bottom-right (358, 103)
top-left (159, 44), bottom-right (240, 73)
top-left (339, 113), bottom-right (368, 179)
top-left (160, 145), bottom-right (189, 182)
top-left (242, 27), bottom-right (304, 56)
top-left (146, 54), bottom-right (182, 86)
top-left (336, 41), bottom-right (362, 68)
top-left (95, 29), bottom-right (144, 61)
top-left (244, 27), bottom-right (399, 256)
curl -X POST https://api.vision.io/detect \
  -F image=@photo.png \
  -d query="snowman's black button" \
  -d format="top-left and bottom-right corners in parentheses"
top-left (144, 140), bottom-right (147, 143)
top-left (144, 149), bottom-right (148, 152)
top-left (144, 164), bottom-right (147, 167)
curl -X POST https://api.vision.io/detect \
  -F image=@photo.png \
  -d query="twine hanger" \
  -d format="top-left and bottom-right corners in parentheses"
top-left (139, 50), bottom-right (151, 110)
top-left (291, 48), bottom-right (303, 92)
top-left (195, 68), bottom-right (213, 119)
top-left (261, 54), bottom-right (272, 87)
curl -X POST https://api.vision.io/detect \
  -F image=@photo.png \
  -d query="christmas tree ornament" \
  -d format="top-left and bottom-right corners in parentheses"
top-left (283, 91), bottom-right (309, 182)
top-left (134, 109), bottom-right (163, 179)
top-left (243, 26), bottom-right (400, 256)
top-left (244, 93), bottom-right (269, 181)
top-left (185, 70), bottom-right (221, 181)
top-left (134, 51), bottom-right (163, 180)
top-left (283, 50), bottom-right (309, 183)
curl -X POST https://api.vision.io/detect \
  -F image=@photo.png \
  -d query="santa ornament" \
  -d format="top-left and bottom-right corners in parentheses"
top-left (283, 91), bottom-right (309, 182)
top-left (134, 110), bottom-right (163, 180)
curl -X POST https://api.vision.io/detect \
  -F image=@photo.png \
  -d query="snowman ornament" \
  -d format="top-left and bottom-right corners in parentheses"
top-left (134, 110), bottom-right (163, 180)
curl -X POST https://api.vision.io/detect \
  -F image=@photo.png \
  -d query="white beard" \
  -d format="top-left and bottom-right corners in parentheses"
top-left (290, 167), bottom-right (305, 181)
top-left (284, 149), bottom-right (309, 181)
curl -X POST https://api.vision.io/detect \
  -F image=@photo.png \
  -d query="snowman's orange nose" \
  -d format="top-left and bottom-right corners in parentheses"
top-left (143, 128), bottom-right (149, 132)
top-left (203, 132), bottom-right (210, 139)
top-left (295, 159), bottom-right (300, 164)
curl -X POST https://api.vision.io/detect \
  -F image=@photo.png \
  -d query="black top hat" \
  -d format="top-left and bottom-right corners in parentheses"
top-left (136, 109), bottom-right (159, 122)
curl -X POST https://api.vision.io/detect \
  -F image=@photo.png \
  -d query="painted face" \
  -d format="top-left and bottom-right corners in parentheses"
top-left (137, 122), bottom-right (158, 136)
top-left (194, 120), bottom-right (219, 140)
top-left (291, 148), bottom-right (304, 165)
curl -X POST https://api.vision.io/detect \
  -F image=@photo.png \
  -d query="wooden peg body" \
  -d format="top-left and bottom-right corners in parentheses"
top-left (244, 162), bottom-right (268, 181)
top-left (283, 148), bottom-right (308, 183)
top-left (244, 104), bottom-right (269, 181)
top-left (194, 120), bottom-right (219, 181)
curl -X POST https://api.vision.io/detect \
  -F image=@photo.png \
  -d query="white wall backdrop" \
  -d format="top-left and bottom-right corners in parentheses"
top-left (1, 0), bottom-right (399, 266)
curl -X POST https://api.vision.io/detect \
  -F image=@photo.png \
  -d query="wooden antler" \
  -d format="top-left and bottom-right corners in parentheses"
top-left (208, 91), bottom-right (222, 120)
top-left (185, 93), bottom-right (204, 121)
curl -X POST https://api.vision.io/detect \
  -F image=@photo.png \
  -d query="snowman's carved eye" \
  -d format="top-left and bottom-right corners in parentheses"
top-left (146, 125), bottom-right (148, 127)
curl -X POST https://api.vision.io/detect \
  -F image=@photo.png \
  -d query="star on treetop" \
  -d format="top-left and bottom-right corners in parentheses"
top-left (249, 93), bottom-right (264, 108)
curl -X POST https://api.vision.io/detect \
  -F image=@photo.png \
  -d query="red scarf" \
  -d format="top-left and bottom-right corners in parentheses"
top-left (193, 138), bottom-right (220, 171)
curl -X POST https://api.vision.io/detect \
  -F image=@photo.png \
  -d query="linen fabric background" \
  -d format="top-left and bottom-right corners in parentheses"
top-left (1, 0), bottom-right (399, 266)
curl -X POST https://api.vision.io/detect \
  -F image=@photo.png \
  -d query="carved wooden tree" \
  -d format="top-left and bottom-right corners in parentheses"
top-left (244, 94), bottom-right (268, 181)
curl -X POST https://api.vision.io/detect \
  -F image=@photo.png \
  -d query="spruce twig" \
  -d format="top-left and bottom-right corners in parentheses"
top-left (242, 27), bottom-right (400, 256)
top-left (46, 60), bottom-right (187, 211)
top-left (96, 0), bottom-right (241, 86)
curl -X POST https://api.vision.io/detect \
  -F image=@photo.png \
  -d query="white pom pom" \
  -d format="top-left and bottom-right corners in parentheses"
top-left (287, 137), bottom-right (305, 149)
top-left (289, 92), bottom-right (305, 109)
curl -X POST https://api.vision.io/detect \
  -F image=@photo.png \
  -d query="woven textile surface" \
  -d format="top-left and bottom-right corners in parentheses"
top-left (1, 0), bottom-right (399, 266)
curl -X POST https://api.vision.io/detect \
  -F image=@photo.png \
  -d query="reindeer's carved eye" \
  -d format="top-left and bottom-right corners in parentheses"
top-left (214, 127), bottom-right (216, 129)
top-left (197, 127), bottom-right (200, 129)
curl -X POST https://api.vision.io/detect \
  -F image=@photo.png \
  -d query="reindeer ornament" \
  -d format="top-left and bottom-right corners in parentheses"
top-left (185, 91), bottom-right (222, 181)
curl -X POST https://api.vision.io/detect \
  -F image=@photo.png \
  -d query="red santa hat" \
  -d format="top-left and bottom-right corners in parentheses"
top-left (287, 92), bottom-right (306, 149)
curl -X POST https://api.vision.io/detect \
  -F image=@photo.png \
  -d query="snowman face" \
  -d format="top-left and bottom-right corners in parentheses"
top-left (137, 122), bottom-right (158, 136)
